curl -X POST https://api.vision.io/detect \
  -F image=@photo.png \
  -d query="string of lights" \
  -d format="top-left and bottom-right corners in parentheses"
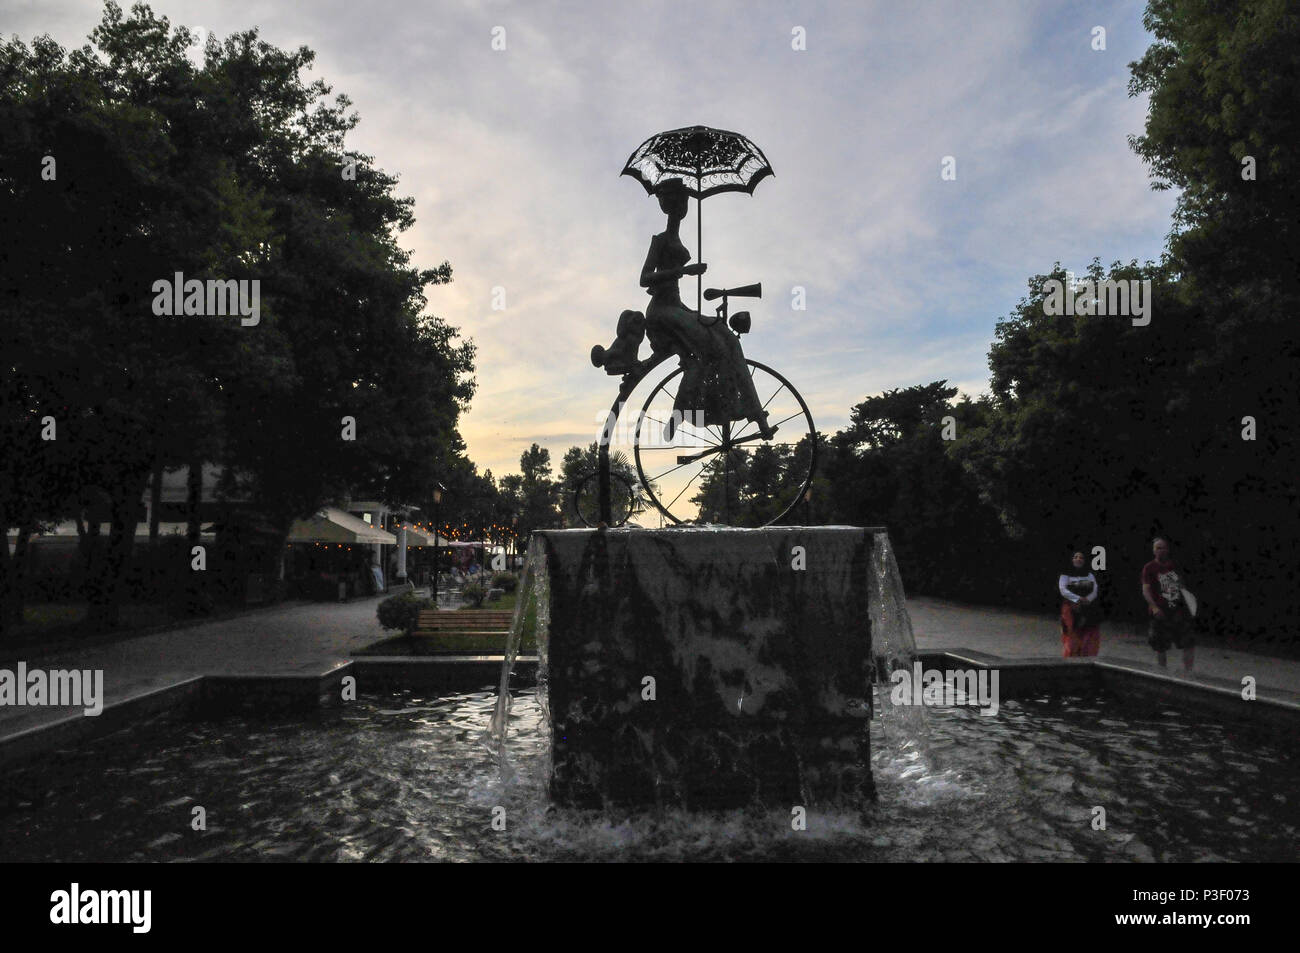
top-left (355, 519), bottom-right (520, 540)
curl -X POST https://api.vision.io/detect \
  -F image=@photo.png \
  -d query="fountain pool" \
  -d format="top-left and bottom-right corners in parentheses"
top-left (2, 685), bottom-right (1295, 862)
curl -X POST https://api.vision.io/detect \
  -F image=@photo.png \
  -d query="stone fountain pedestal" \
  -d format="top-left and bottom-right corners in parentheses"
top-left (534, 526), bottom-right (879, 810)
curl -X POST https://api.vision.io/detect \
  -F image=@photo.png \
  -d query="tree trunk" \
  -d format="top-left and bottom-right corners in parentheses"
top-left (181, 457), bottom-right (204, 611)
top-left (149, 456), bottom-right (163, 545)
top-left (270, 512), bottom-right (293, 602)
top-left (77, 507), bottom-right (101, 605)
top-left (147, 458), bottom-right (164, 604)
top-left (85, 481), bottom-right (145, 633)
top-left (186, 457), bottom-right (203, 544)
top-left (0, 516), bottom-right (12, 639)
top-left (97, 502), bottom-right (130, 631)
top-left (8, 524), bottom-right (34, 626)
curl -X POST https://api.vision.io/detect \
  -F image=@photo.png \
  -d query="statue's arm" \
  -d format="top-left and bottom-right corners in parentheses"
top-left (639, 236), bottom-right (662, 288)
top-left (640, 235), bottom-right (691, 288)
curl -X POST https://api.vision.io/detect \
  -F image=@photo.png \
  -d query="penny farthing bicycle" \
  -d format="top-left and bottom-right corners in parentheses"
top-left (577, 282), bottom-right (817, 528)
top-left (575, 125), bottom-right (817, 526)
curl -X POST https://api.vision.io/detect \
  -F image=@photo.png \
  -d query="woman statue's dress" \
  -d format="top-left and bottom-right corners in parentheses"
top-left (642, 231), bottom-right (770, 434)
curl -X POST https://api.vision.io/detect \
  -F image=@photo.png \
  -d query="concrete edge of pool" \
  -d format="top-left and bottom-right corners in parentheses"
top-left (0, 650), bottom-right (1294, 770)
top-left (918, 649), bottom-right (1300, 730)
top-left (0, 656), bottom-right (540, 769)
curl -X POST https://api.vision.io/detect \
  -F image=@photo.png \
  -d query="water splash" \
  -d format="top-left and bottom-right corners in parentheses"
top-left (869, 531), bottom-right (928, 749)
top-left (487, 541), bottom-right (550, 779)
top-left (869, 531), bottom-right (919, 672)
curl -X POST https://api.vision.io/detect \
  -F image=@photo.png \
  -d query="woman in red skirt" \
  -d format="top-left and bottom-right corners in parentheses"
top-left (1059, 551), bottom-right (1101, 656)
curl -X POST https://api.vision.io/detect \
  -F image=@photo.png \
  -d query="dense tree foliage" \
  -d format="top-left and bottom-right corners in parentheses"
top-left (497, 444), bottom-right (560, 541)
top-left (0, 3), bottom-right (473, 633)
top-left (1124, 0), bottom-right (1300, 641)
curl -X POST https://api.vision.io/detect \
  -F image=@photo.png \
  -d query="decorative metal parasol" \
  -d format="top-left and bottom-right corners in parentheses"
top-left (621, 125), bottom-right (773, 311)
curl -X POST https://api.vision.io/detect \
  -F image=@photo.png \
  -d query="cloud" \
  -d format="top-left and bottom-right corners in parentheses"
top-left (16, 0), bottom-right (1177, 478)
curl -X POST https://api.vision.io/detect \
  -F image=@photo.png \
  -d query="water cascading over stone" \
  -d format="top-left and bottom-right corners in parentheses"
top-left (527, 526), bottom-right (893, 810)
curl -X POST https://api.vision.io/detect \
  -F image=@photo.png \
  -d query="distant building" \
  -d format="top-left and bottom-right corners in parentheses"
top-left (6, 464), bottom-right (434, 594)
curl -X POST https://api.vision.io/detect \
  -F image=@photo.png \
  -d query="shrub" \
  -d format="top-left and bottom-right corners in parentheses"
top-left (167, 585), bottom-right (214, 618)
top-left (491, 571), bottom-right (518, 593)
top-left (460, 582), bottom-right (488, 608)
top-left (377, 591), bottom-right (430, 633)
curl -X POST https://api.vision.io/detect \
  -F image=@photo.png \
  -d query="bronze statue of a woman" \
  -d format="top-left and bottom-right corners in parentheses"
top-left (635, 178), bottom-right (773, 439)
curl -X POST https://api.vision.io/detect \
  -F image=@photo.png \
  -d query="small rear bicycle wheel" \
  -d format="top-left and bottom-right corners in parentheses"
top-left (573, 470), bottom-right (638, 527)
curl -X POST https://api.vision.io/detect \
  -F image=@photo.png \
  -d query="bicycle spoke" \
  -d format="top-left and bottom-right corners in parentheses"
top-left (666, 466), bottom-right (706, 509)
top-left (638, 444), bottom-right (718, 451)
top-left (728, 382), bottom-right (790, 445)
top-left (641, 414), bottom-right (720, 447)
top-left (685, 424), bottom-right (721, 446)
top-left (647, 451), bottom-right (722, 484)
top-left (760, 382), bottom-right (787, 413)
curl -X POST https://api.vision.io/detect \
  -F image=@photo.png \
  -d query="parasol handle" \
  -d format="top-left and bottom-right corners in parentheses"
top-left (696, 186), bottom-right (702, 314)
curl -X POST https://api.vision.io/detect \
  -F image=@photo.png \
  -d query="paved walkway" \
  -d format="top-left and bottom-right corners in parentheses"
top-left (0, 596), bottom-right (391, 739)
top-left (909, 596), bottom-right (1300, 694)
top-left (2, 593), bottom-right (1297, 743)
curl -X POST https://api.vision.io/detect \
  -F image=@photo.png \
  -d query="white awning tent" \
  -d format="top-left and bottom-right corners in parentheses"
top-left (391, 525), bottom-right (456, 547)
top-left (288, 507), bottom-right (397, 545)
top-left (398, 526), bottom-right (431, 547)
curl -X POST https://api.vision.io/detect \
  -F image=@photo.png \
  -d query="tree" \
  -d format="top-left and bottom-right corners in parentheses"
top-left (195, 17), bottom-right (475, 559)
top-left (956, 261), bottom-right (1208, 612)
top-left (1127, 0), bottom-right (1300, 638)
top-left (827, 382), bottom-right (1009, 602)
top-left (0, 2), bottom-right (475, 632)
top-left (511, 444), bottom-right (559, 538)
top-left (1129, 0), bottom-right (1300, 302)
top-left (0, 9), bottom-right (241, 630)
top-left (435, 457), bottom-right (514, 548)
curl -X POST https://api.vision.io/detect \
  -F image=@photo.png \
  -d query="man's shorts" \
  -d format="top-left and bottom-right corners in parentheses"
top-left (1148, 609), bottom-right (1195, 651)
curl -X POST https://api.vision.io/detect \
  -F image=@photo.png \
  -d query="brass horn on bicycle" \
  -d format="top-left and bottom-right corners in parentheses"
top-left (704, 282), bottom-right (762, 301)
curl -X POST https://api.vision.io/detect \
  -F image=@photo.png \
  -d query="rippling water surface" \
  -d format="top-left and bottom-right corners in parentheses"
top-left (1, 688), bottom-right (1295, 862)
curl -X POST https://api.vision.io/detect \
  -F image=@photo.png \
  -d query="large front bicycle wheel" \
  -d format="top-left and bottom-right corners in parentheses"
top-left (632, 360), bottom-right (816, 526)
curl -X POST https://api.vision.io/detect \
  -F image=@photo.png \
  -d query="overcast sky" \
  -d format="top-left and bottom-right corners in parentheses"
top-left (6, 0), bottom-right (1178, 479)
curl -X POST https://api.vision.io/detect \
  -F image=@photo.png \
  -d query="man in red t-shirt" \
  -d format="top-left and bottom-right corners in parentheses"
top-left (1140, 537), bottom-right (1195, 672)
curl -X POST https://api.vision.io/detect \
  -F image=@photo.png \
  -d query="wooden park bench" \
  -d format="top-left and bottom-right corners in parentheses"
top-left (412, 609), bottom-right (515, 639)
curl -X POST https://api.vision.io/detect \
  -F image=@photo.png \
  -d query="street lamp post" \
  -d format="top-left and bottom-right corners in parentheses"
top-left (432, 482), bottom-right (446, 606)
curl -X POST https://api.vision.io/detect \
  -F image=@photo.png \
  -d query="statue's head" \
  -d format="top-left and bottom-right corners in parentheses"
top-left (655, 178), bottom-right (690, 217)
top-left (618, 309), bottom-right (645, 334)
